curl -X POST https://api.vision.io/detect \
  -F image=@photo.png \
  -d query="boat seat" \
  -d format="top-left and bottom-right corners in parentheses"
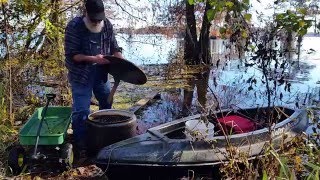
top-left (217, 115), bottom-right (256, 134)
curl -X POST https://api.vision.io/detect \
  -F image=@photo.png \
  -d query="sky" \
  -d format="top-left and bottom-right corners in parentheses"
top-left (108, 0), bottom-right (283, 28)
top-left (250, 0), bottom-right (273, 26)
top-left (107, 0), bottom-right (155, 28)
top-left (249, 0), bottom-right (319, 32)
top-left (107, 0), bottom-right (319, 33)
top-left (59, 0), bottom-right (270, 29)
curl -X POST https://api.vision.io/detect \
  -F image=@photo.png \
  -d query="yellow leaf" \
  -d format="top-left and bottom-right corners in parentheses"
top-left (298, 8), bottom-right (307, 15)
top-left (188, 0), bottom-right (195, 5)
top-left (242, 31), bottom-right (248, 38)
top-left (294, 156), bottom-right (302, 172)
top-left (225, 1), bottom-right (234, 8)
top-left (244, 14), bottom-right (252, 21)
top-left (295, 156), bottom-right (301, 164)
top-left (34, 176), bottom-right (42, 180)
top-left (0, 0), bottom-right (8, 4)
top-left (299, 20), bottom-right (305, 27)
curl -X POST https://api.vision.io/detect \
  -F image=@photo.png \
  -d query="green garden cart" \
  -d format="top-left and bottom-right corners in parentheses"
top-left (8, 93), bottom-right (73, 175)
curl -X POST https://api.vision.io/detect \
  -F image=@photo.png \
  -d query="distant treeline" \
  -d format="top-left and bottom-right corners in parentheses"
top-left (116, 26), bottom-right (184, 37)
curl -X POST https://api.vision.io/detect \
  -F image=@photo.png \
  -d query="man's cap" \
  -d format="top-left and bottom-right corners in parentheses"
top-left (85, 0), bottom-right (105, 21)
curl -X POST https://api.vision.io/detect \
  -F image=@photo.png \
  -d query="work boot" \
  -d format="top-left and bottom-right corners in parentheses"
top-left (73, 140), bottom-right (88, 164)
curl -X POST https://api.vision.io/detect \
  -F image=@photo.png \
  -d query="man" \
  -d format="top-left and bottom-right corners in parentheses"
top-left (64, 0), bottom-right (123, 154)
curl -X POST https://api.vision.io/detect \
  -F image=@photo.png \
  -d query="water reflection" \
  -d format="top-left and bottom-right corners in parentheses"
top-left (135, 91), bottom-right (183, 135)
top-left (208, 59), bottom-right (320, 109)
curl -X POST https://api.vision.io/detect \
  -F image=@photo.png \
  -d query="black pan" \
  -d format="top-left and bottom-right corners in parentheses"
top-left (103, 56), bottom-right (147, 104)
top-left (104, 55), bottom-right (147, 85)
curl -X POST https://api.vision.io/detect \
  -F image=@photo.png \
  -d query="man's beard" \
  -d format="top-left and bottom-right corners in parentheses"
top-left (83, 17), bottom-right (104, 33)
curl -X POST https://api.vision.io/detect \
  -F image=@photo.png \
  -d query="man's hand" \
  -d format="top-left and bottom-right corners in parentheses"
top-left (94, 54), bottom-right (110, 64)
top-left (113, 52), bottom-right (124, 59)
top-left (73, 54), bottom-right (110, 64)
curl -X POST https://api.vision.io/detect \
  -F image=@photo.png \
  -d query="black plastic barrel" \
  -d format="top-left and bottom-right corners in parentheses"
top-left (86, 109), bottom-right (137, 156)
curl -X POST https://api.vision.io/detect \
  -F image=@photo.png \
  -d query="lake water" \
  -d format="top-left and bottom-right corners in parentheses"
top-left (127, 34), bottom-right (320, 133)
top-left (116, 33), bottom-right (180, 65)
top-left (209, 36), bottom-right (320, 108)
top-left (118, 34), bottom-right (320, 107)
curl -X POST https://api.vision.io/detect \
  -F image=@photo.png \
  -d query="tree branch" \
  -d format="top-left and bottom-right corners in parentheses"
top-left (114, 0), bottom-right (148, 22)
top-left (58, 0), bottom-right (82, 14)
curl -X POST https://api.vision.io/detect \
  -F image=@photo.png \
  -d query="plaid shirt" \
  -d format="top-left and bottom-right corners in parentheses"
top-left (64, 16), bottom-right (120, 84)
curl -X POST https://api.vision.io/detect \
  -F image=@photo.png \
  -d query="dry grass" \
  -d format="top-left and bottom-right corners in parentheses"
top-left (218, 108), bottom-right (320, 179)
top-left (0, 124), bottom-right (18, 178)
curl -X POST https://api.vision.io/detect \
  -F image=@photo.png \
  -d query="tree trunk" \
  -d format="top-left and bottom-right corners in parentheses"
top-left (184, 1), bottom-right (198, 65)
top-left (182, 1), bottom-right (212, 112)
top-left (39, 0), bottom-right (68, 105)
top-left (2, 3), bottom-right (13, 124)
top-left (196, 71), bottom-right (209, 107)
top-left (297, 35), bottom-right (302, 68)
top-left (199, 1), bottom-right (212, 64)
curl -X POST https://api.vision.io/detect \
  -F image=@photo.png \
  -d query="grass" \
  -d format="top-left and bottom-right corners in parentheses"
top-left (113, 93), bottom-right (143, 110)
top-left (0, 124), bottom-right (18, 178)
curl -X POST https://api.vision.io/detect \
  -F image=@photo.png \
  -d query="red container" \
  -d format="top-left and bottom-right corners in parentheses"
top-left (217, 115), bottom-right (256, 134)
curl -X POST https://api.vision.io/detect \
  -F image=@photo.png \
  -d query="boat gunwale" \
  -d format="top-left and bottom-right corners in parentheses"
top-left (147, 106), bottom-right (305, 141)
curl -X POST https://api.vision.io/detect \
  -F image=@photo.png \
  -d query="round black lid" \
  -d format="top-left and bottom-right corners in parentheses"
top-left (103, 55), bottom-right (147, 85)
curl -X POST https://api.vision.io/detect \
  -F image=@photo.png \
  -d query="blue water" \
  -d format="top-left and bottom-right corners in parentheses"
top-left (116, 33), bottom-right (179, 65)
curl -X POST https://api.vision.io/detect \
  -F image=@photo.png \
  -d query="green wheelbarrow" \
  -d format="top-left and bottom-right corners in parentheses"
top-left (8, 93), bottom-right (73, 175)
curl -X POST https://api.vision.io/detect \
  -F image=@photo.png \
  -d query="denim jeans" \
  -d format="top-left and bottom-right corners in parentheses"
top-left (70, 65), bottom-right (111, 146)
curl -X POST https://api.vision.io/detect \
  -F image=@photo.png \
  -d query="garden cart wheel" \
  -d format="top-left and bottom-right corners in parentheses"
top-left (61, 143), bottom-right (74, 169)
top-left (8, 145), bottom-right (26, 175)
